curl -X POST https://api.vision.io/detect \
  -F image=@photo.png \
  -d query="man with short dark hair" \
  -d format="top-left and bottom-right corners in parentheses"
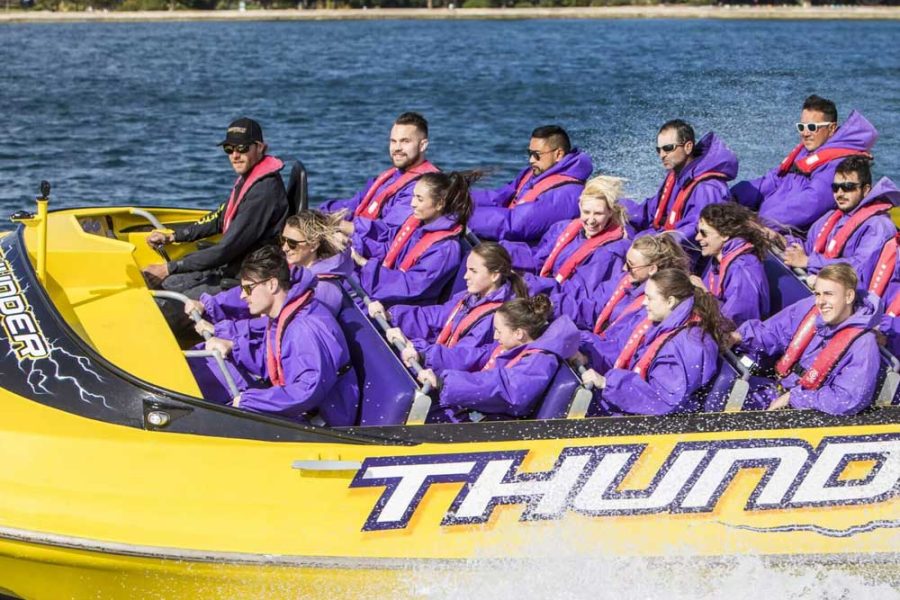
top-left (143, 117), bottom-right (289, 298)
top-left (783, 156), bottom-right (899, 291)
top-left (320, 112), bottom-right (438, 257)
top-left (732, 95), bottom-right (878, 233)
top-left (622, 119), bottom-right (738, 247)
top-left (467, 125), bottom-right (593, 243)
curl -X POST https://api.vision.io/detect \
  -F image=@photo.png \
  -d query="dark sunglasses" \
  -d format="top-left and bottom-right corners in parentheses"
top-left (527, 148), bottom-right (557, 160)
top-left (831, 181), bottom-right (862, 193)
top-left (796, 121), bottom-right (833, 133)
top-left (655, 143), bottom-right (685, 155)
top-left (240, 279), bottom-right (268, 295)
top-left (280, 235), bottom-right (308, 250)
top-left (223, 143), bottom-right (253, 155)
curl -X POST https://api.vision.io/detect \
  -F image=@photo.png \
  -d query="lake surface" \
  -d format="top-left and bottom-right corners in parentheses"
top-left (1, 19), bottom-right (898, 218)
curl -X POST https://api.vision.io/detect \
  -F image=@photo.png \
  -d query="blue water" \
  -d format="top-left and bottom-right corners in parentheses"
top-left (0, 19), bottom-right (898, 218)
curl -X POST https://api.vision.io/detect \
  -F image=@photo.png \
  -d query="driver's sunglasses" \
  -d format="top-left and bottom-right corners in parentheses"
top-left (240, 279), bottom-right (268, 295)
top-left (223, 143), bottom-right (253, 155)
top-left (831, 181), bottom-right (862, 193)
top-left (527, 148), bottom-right (557, 160)
top-left (796, 121), bottom-right (833, 133)
top-left (655, 143), bottom-right (685, 155)
top-left (280, 235), bottom-right (308, 250)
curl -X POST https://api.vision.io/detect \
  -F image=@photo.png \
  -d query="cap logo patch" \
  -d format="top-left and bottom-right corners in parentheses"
top-left (228, 127), bottom-right (247, 134)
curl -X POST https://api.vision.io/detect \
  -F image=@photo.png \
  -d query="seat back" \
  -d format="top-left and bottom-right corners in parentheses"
top-left (763, 251), bottom-right (812, 314)
top-left (702, 355), bottom-right (740, 412)
top-left (284, 159), bottom-right (309, 215)
top-left (533, 363), bottom-right (581, 419)
top-left (335, 288), bottom-right (418, 426)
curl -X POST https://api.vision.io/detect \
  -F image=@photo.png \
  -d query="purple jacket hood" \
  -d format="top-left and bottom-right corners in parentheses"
top-left (520, 315), bottom-right (580, 360)
top-left (819, 110), bottom-right (878, 154)
top-left (282, 267), bottom-right (318, 304)
top-left (536, 148), bottom-right (594, 183)
top-left (310, 249), bottom-right (354, 279)
top-left (855, 177), bottom-right (900, 210)
top-left (682, 132), bottom-right (739, 182)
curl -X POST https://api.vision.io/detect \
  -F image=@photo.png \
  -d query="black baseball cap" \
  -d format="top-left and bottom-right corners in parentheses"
top-left (219, 117), bottom-right (264, 146)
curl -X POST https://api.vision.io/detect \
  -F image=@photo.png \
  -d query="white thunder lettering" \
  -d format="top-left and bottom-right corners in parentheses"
top-left (792, 440), bottom-right (900, 505)
top-left (0, 266), bottom-right (49, 360)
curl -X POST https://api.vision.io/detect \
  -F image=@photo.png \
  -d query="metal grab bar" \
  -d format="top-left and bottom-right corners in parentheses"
top-left (343, 276), bottom-right (434, 424)
top-left (151, 290), bottom-right (240, 399)
top-left (876, 347), bottom-right (900, 407)
top-left (722, 349), bottom-right (752, 412)
top-left (125, 207), bottom-right (173, 263)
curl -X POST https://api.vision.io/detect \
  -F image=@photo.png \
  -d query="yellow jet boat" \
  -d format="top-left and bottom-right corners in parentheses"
top-left (0, 191), bottom-right (896, 599)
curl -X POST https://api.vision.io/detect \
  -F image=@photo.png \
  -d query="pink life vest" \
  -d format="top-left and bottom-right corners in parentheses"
top-left (812, 201), bottom-right (892, 258)
top-left (481, 345), bottom-right (542, 371)
top-left (265, 289), bottom-right (314, 386)
top-left (382, 216), bottom-right (462, 272)
top-left (352, 160), bottom-right (440, 220)
top-left (593, 274), bottom-right (644, 335)
top-left (706, 242), bottom-right (755, 297)
top-left (222, 155), bottom-right (284, 233)
top-left (872, 236), bottom-right (900, 299)
top-left (539, 220), bottom-right (626, 283)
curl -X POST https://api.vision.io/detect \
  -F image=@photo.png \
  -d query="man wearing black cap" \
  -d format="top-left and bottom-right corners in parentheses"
top-left (142, 117), bottom-right (289, 298)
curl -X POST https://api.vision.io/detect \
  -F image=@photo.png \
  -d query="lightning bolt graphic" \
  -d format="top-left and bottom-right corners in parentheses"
top-left (10, 339), bottom-right (109, 408)
top-left (718, 519), bottom-right (900, 538)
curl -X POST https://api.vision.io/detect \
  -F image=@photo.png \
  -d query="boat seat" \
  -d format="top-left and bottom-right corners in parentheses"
top-left (763, 251), bottom-right (812, 314)
top-left (533, 363), bottom-right (582, 419)
top-left (335, 287), bottom-right (419, 426)
top-left (284, 159), bottom-right (309, 215)
top-left (702, 354), bottom-right (749, 412)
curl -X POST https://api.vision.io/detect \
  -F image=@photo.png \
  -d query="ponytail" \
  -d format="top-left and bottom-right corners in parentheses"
top-left (419, 170), bottom-right (480, 229)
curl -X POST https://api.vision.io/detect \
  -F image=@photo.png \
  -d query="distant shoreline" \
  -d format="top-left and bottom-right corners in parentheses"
top-left (1, 5), bottom-right (898, 24)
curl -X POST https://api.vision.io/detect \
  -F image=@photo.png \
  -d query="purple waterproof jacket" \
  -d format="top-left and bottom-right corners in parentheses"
top-left (699, 237), bottom-right (770, 325)
top-left (388, 282), bottom-right (517, 355)
top-left (732, 111), bottom-right (879, 233)
top-left (218, 269), bottom-right (360, 425)
top-left (879, 280), bottom-right (900, 358)
top-left (622, 132), bottom-right (738, 245)
top-left (595, 297), bottom-right (719, 416)
top-left (553, 275), bottom-right (645, 332)
top-left (502, 220), bottom-right (632, 298)
top-left (320, 167), bottom-right (422, 258)
top-left (736, 293), bottom-right (881, 416)
top-left (468, 149), bottom-right (594, 243)
top-left (199, 251), bottom-right (353, 320)
top-left (357, 214), bottom-right (462, 306)
top-left (426, 316), bottom-right (580, 422)
top-left (580, 304), bottom-right (648, 376)
top-left (801, 178), bottom-right (900, 291)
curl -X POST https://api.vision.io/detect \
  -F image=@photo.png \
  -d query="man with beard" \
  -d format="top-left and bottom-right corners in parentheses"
top-left (320, 112), bottom-right (439, 259)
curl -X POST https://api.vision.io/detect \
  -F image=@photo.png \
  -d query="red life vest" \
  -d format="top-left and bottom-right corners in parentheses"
top-left (593, 274), bottom-right (644, 334)
top-left (382, 216), bottom-right (463, 272)
top-left (868, 236), bottom-right (897, 298)
top-left (811, 201), bottom-right (892, 258)
top-left (481, 345), bottom-right (542, 371)
top-left (617, 315), bottom-right (700, 381)
top-left (539, 221), bottom-right (626, 283)
top-left (777, 143), bottom-right (871, 177)
top-left (886, 288), bottom-right (900, 318)
top-left (352, 161), bottom-right (440, 220)
top-left (222, 155), bottom-right (284, 233)
top-left (774, 305), bottom-right (869, 390)
top-left (509, 172), bottom-right (582, 209)
top-left (435, 298), bottom-right (503, 348)
top-left (612, 318), bottom-right (653, 370)
top-left (651, 171), bottom-right (729, 231)
top-left (265, 289), bottom-right (314, 387)
top-left (706, 242), bottom-right (755, 297)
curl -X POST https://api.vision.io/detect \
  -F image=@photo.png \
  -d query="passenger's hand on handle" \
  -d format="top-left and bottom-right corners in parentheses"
top-left (385, 326), bottom-right (406, 346)
top-left (580, 368), bottom-right (606, 390)
top-left (401, 344), bottom-right (420, 367)
top-left (194, 319), bottom-right (215, 338)
top-left (368, 301), bottom-right (388, 322)
top-left (783, 243), bottom-right (809, 269)
top-left (231, 394), bottom-right (241, 408)
top-left (417, 369), bottom-right (439, 390)
top-left (146, 230), bottom-right (174, 248)
top-left (727, 330), bottom-right (742, 349)
top-left (205, 336), bottom-right (234, 358)
top-left (767, 392), bottom-right (791, 411)
top-left (184, 299), bottom-right (205, 318)
top-left (351, 248), bottom-right (368, 268)
top-left (570, 351), bottom-right (588, 367)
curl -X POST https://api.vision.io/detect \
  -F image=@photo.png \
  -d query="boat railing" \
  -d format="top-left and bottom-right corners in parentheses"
top-left (150, 290), bottom-right (240, 399)
top-left (876, 347), bottom-right (900, 407)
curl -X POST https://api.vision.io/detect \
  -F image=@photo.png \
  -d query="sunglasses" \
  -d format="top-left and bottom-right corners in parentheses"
top-left (223, 143), bottom-right (253, 155)
top-left (655, 143), bottom-right (685, 154)
top-left (280, 235), bottom-right (308, 250)
top-left (796, 122), bottom-right (834, 133)
top-left (625, 262), bottom-right (653, 274)
top-left (831, 181), bottom-right (862, 193)
top-left (527, 148), bottom-right (557, 160)
top-left (240, 279), bottom-right (268, 296)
